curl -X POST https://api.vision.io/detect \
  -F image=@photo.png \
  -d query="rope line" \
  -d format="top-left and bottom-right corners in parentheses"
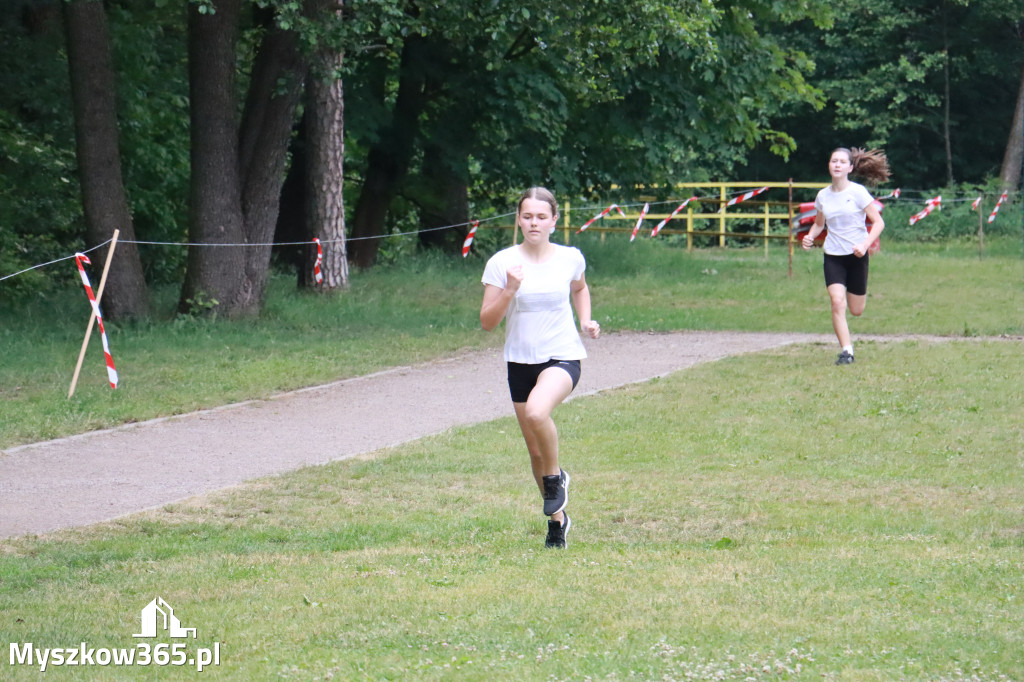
top-left (0, 240), bottom-right (110, 283)
top-left (0, 189), bottom-right (1018, 284)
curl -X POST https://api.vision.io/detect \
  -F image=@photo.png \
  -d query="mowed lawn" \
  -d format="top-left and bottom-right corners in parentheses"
top-left (1, 237), bottom-right (1022, 680)
top-left (1, 236), bottom-right (1021, 449)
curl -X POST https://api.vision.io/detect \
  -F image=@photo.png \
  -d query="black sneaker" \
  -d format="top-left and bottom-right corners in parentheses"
top-left (835, 350), bottom-right (855, 365)
top-left (545, 513), bottom-right (571, 549)
top-left (541, 469), bottom-right (570, 516)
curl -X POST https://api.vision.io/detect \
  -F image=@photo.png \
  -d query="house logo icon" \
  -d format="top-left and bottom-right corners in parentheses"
top-left (133, 597), bottom-right (197, 639)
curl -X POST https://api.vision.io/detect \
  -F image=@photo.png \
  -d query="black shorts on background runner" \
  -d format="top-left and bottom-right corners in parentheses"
top-left (824, 253), bottom-right (869, 295)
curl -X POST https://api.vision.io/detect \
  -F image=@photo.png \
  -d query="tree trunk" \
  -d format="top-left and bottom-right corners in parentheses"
top-left (998, 62), bottom-right (1024, 192)
top-left (180, 0), bottom-right (308, 317)
top-left (179, 0), bottom-right (247, 316)
top-left (236, 10), bottom-right (308, 311)
top-left (943, 51), bottom-right (954, 186)
top-left (348, 36), bottom-right (429, 268)
top-left (63, 0), bottom-right (149, 320)
top-left (941, 8), bottom-right (954, 186)
top-left (305, 5), bottom-right (348, 289)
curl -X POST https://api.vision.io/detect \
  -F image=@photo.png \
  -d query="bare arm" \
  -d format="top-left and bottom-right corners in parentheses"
top-left (571, 274), bottom-right (600, 339)
top-left (481, 265), bottom-right (524, 331)
top-left (480, 284), bottom-right (514, 331)
top-left (853, 203), bottom-right (885, 257)
top-left (802, 213), bottom-right (826, 250)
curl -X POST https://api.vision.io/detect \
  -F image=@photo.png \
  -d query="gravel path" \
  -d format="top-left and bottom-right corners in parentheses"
top-left (1, 330), bottom-right (879, 538)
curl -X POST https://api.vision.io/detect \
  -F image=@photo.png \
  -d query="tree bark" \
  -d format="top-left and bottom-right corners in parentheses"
top-left (180, 0), bottom-right (308, 317)
top-left (236, 9), bottom-right (308, 311)
top-left (998, 62), bottom-right (1024, 191)
top-left (941, 9), bottom-right (954, 186)
top-left (63, 0), bottom-right (149, 319)
top-left (348, 36), bottom-right (429, 268)
top-left (305, 4), bottom-right (349, 289)
top-left (179, 0), bottom-right (246, 316)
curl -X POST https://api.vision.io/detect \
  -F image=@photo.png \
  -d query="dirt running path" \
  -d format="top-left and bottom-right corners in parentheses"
top-left (1, 331), bottom-right (844, 538)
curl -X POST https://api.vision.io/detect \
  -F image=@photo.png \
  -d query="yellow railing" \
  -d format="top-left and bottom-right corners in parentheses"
top-left (487, 182), bottom-right (829, 257)
top-left (556, 182), bottom-right (827, 251)
top-left (482, 182), bottom-right (831, 276)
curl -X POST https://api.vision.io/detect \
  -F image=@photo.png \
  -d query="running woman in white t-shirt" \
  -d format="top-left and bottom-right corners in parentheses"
top-left (480, 187), bottom-right (600, 549)
top-left (802, 147), bottom-right (890, 365)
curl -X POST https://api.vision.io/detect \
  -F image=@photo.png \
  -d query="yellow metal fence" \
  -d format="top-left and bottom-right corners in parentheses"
top-left (488, 182), bottom-right (829, 254)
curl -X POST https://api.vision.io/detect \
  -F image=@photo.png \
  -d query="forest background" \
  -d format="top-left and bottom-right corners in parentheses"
top-left (1, 0), bottom-right (1022, 320)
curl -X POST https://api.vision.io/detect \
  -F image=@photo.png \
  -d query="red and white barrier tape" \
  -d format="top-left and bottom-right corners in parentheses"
top-left (878, 188), bottom-right (901, 200)
top-left (652, 197), bottom-right (696, 237)
top-left (629, 203), bottom-right (650, 242)
top-left (73, 253), bottom-right (118, 389)
top-left (725, 186), bottom-right (768, 207)
top-left (462, 220), bottom-right (479, 257)
top-left (313, 238), bottom-right (323, 284)
top-left (909, 196), bottom-right (941, 225)
top-left (577, 204), bottom-right (626, 233)
top-left (987, 192), bottom-right (1007, 224)
top-left (971, 196), bottom-right (982, 211)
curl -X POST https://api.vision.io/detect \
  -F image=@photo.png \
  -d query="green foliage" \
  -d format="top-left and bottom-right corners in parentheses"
top-left (0, 111), bottom-right (83, 295)
top-left (108, 5), bottom-right (191, 283)
top-left (742, 0), bottom-right (1024, 186)
top-left (180, 290), bottom-right (220, 318)
top-left (883, 185), bottom-right (1020, 241)
top-left (1, 0), bottom-right (1021, 307)
top-left (0, 16), bottom-right (84, 294)
top-left (344, 0), bottom-right (833, 217)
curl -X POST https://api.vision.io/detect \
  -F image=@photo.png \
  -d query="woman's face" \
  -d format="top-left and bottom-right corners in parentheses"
top-left (829, 151), bottom-right (852, 180)
top-left (518, 197), bottom-right (558, 243)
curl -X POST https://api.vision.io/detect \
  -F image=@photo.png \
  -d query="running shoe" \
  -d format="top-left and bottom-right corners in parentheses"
top-left (835, 350), bottom-right (855, 365)
top-left (545, 513), bottom-right (571, 549)
top-left (541, 469), bottom-right (570, 516)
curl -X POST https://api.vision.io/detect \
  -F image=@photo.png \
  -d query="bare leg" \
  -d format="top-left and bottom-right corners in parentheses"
top-left (513, 366), bottom-right (574, 524)
top-left (847, 292), bottom-right (867, 317)
top-left (827, 283), bottom-right (852, 348)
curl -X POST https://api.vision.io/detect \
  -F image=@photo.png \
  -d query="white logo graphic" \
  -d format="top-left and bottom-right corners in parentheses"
top-left (133, 597), bottom-right (197, 639)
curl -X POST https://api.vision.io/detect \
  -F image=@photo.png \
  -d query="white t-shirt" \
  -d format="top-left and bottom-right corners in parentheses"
top-left (814, 182), bottom-right (875, 256)
top-left (481, 244), bottom-right (588, 364)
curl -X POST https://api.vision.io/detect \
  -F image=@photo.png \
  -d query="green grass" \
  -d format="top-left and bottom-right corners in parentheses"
top-left (1, 340), bottom-right (1021, 680)
top-left (1, 236), bottom-right (1021, 449)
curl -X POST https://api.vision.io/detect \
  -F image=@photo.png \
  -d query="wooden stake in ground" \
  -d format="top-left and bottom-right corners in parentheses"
top-left (68, 230), bottom-right (120, 398)
top-left (977, 198), bottom-right (985, 257)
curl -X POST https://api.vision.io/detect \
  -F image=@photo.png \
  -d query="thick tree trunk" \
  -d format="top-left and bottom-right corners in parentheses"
top-left (348, 37), bottom-right (429, 268)
top-left (63, 0), bottom-right (149, 320)
top-left (179, 0), bottom-right (247, 316)
top-left (180, 0), bottom-right (307, 317)
top-left (305, 11), bottom-right (348, 290)
top-left (236, 12), bottom-right (307, 311)
top-left (998, 62), bottom-right (1024, 192)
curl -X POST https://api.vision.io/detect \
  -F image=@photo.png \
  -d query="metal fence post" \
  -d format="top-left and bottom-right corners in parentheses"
top-left (719, 185), bottom-right (727, 247)
top-left (763, 201), bottom-right (770, 257)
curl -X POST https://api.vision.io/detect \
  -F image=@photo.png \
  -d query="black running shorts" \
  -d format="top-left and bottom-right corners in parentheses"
top-left (823, 253), bottom-right (869, 296)
top-left (507, 359), bottom-right (582, 403)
